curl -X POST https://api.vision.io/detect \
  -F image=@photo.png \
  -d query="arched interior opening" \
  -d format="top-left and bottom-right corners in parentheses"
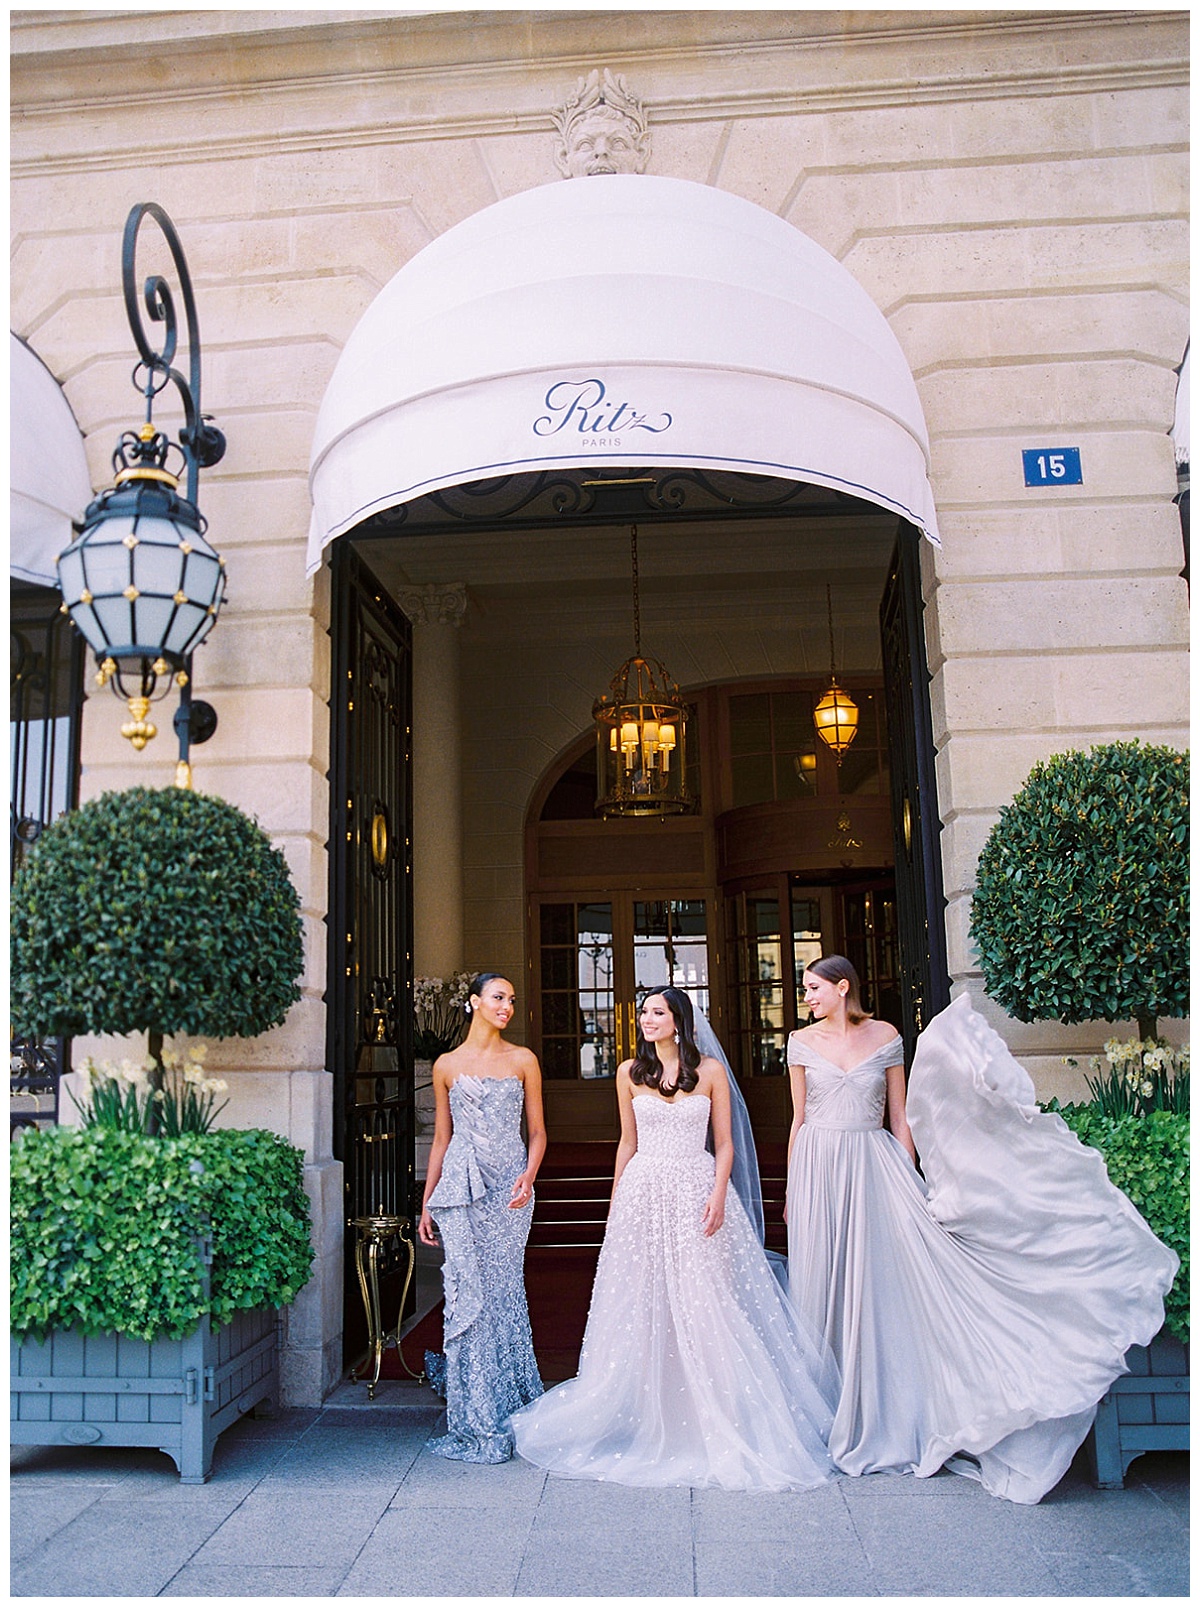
top-left (526, 668), bottom-right (902, 1148)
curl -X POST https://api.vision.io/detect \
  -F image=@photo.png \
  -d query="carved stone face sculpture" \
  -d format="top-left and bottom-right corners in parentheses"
top-left (554, 69), bottom-right (650, 178)
top-left (562, 107), bottom-right (642, 177)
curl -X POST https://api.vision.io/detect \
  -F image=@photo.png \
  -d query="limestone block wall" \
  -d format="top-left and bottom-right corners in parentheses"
top-left (11, 9), bottom-right (1189, 1396)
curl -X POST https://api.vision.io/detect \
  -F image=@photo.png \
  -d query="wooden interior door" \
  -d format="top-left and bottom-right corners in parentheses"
top-left (532, 891), bottom-right (713, 1141)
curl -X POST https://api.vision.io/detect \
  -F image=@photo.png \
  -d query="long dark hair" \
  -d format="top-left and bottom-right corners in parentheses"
top-left (805, 954), bottom-right (871, 1025)
top-left (630, 986), bottom-right (701, 1095)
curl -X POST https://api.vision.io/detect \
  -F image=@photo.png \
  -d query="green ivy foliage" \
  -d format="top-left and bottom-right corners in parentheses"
top-left (11, 1126), bottom-right (314, 1342)
top-left (1051, 1106), bottom-right (1189, 1345)
top-left (970, 742), bottom-right (1188, 1024)
top-left (196, 1128), bottom-right (315, 1325)
top-left (10, 786), bottom-right (304, 1040)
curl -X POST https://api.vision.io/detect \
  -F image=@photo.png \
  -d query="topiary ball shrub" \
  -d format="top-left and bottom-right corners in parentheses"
top-left (970, 742), bottom-right (1188, 1027)
top-left (11, 785), bottom-right (303, 1041)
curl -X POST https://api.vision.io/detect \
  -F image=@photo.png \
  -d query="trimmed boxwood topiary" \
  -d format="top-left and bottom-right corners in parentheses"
top-left (10, 1125), bottom-right (314, 1342)
top-left (970, 742), bottom-right (1188, 1033)
top-left (10, 785), bottom-right (303, 1041)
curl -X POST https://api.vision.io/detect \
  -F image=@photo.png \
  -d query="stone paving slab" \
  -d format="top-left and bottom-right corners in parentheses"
top-left (9, 1395), bottom-right (1189, 1599)
top-left (341, 1503), bottom-right (537, 1597)
top-left (159, 1565), bottom-right (347, 1597)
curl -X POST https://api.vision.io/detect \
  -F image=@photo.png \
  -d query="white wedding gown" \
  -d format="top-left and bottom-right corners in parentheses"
top-left (787, 993), bottom-right (1179, 1503)
top-left (510, 1092), bottom-right (839, 1492)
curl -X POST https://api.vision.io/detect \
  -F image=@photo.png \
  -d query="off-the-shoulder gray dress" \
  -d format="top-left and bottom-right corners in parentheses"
top-left (425, 1074), bottom-right (542, 1462)
top-left (786, 996), bottom-right (1177, 1503)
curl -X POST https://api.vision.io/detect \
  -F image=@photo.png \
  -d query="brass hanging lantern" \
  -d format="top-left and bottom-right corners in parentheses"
top-left (813, 584), bottom-right (859, 765)
top-left (593, 526), bottom-right (690, 818)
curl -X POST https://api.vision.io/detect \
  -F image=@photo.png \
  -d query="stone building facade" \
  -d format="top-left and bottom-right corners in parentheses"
top-left (11, 9), bottom-right (1189, 1403)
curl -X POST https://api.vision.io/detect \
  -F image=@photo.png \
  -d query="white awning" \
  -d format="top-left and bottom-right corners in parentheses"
top-left (308, 174), bottom-right (940, 572)
top-left (11, 333), bottom-right (93, 586)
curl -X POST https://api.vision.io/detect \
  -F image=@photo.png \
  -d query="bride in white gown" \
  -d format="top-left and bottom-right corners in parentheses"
top-left (510, 987), bottom-right (839, 1493)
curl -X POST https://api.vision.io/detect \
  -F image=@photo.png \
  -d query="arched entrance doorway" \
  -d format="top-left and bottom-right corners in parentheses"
top-left (311, 175), bottom-right (948, 1359)
top-left (526, 667), bottom-right (901, 1147)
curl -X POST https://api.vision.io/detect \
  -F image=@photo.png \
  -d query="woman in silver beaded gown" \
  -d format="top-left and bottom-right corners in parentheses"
top-left (511, 986), bottom-right (839, 1493)
top-left (418, 972), bottom-right (545, 1463)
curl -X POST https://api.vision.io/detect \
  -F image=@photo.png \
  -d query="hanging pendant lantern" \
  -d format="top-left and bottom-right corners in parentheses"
top-left (814, 584), bottom-right (859, 765)
top-left (593, 526), bottom-right (691, 818)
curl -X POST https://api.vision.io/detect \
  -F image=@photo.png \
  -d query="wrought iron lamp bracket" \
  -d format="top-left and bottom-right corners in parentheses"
top-left (121, 202), bottom-right (226, 504)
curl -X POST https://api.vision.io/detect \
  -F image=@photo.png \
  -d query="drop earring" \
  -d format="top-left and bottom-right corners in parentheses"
top-left (674, 1031), bottom-right (680, 1044)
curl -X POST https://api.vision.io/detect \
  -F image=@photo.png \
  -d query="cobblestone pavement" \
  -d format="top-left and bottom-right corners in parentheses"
top-left (10, 1382), bottom-right (1189, 1598)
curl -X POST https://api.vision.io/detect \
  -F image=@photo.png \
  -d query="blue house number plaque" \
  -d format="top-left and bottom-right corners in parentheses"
top-left (1022, 448), bottom-right (1082, 486)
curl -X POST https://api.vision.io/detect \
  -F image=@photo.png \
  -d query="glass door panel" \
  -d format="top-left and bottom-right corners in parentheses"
top-left (841, 884), bottom-right (901, 1029)
top-left (727, 893), bottom-right (787, 1076)
top-left (535, 895), bottom-right (711, 1077)
top-left (632, 899), bottom-right (710, 1014)
top-left (790, 887), bottom-right (826, 1026)
top-left (538, 901), bottom-right (616, 1079)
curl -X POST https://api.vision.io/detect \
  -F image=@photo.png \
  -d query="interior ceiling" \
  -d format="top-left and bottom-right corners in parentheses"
top-left (352, 513), bottom-right (901, 608)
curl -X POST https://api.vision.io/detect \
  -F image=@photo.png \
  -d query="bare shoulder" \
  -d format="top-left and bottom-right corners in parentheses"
top-left (509, 1044), bottom-right (541, 1079)
top-left (864, 1019), bottom-right (905, 1059)
top-left (616, 1058), bottom-right (635, 1083)
top-left (431, 1048), bottom-right (459, 1082)
top-left (696, 1054), bottom-right (727, 1092)
top-left (864, 1017), bottom-right (903, 1044)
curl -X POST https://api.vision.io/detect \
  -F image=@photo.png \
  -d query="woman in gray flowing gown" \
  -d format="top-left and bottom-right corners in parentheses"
top-left (418, 972), bottom-right (545, 1462)
top-left (786, 954), bottom-right (1178, 1504)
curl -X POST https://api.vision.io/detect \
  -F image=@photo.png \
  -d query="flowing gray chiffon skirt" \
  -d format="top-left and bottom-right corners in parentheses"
top-left (787, 996), bottom-right (1178, 1503)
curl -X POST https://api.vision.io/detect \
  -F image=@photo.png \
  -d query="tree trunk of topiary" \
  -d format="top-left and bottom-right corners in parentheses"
top-left (146, 1030), bottom-right (164, 1137)
top-left (1137, 1014), bottom-right (1158, 1043)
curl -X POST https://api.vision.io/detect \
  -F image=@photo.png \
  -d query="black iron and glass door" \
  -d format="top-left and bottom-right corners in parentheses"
top-left (327, 543), bottom-right (414, 1363)
top-left (10, 581), bottom-right (84, 1135)
top-left (880, 528), bottom-right (951, 1047)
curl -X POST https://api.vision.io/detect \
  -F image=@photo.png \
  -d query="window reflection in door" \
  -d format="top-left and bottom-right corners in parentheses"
top-left (727, 887), bottom-right (826, 1075)
top-left (790, 888), bottom-right (825, 1027)
top-left (539, 901), bottom-right (616, 1080)
top-left (633, 899), bottom-right (709, 1013)
top-left (535, 896), bottom-right (711, 1078)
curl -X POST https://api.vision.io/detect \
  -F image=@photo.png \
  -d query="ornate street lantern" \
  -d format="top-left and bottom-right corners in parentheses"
top-left (593, 525), bottom-right (691, 818)
top-left (55, 203), bottom-right (225, 784)
top-left (813, 584), bottom-right (859, 765)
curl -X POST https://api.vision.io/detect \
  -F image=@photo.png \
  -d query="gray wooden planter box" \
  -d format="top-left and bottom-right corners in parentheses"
top-left (10, 1303), bottom-right (278, 1484)
top-left (1087, 1327), bottom-right (1189, 1489)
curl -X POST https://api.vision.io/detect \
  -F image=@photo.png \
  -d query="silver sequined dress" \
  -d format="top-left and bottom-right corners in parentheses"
top-left (425, 1075), bottom-right (543, 1462)
top-left (510, 1092), bottom-right (839, 1492)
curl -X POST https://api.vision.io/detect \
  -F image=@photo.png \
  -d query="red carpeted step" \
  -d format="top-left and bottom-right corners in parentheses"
top-left (528, 1142), bottom-right (615, 1250)
top-left (759, 1139), bottom-right (789, 1253)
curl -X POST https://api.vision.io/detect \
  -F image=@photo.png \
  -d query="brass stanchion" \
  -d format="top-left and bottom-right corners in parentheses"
top-left (349, 1214), bottom-right (424, 1399)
